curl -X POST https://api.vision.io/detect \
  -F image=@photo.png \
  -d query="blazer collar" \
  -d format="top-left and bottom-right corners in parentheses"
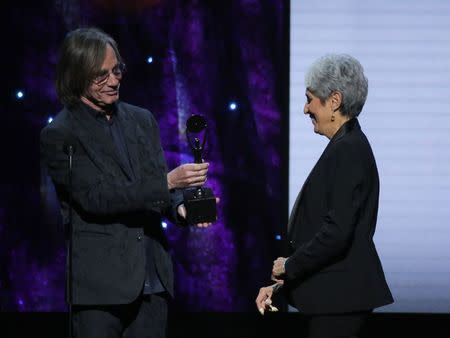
top-left (329, 117), bottom-right (360, 145)
top-left (287, 118), bottom-right (361, 235)
top-left (114, 106), bottom-right (142, 179)
top-left (68, 102), bottom-right (139, 180)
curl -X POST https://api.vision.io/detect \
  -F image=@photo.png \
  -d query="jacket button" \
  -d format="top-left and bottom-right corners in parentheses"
top-left (137, 235), bottom-right (142, 241)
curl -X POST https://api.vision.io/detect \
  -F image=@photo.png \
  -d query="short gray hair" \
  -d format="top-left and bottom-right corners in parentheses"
top-left (305, 54), bottom-right (368, 118)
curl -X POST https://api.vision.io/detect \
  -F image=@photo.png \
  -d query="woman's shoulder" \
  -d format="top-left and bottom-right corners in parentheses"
top-left (327, 130), bottom-right (375, 167)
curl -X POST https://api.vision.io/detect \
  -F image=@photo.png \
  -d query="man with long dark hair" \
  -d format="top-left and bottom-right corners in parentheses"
top-left (40, 27), bottom-right (212, 338)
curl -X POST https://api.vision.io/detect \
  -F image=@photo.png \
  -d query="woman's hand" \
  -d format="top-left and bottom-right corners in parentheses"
top-left (272, 257), bottom-right (287, 278)
top-left (255, 283), bottom-right (283, 315)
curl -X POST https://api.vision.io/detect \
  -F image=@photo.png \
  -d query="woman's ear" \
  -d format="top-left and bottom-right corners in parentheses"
top-left (330, 91), bottom-right (342, 112)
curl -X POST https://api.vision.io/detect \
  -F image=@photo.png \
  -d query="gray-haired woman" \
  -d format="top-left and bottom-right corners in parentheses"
top-left (256, 54), bottom-right (393, 338)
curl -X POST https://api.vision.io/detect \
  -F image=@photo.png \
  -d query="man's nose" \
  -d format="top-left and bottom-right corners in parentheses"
top-left (108, 74), bottom-right (120, 86)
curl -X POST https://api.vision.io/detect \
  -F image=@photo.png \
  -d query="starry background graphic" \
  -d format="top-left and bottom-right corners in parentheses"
top-left (0, 0), bottom-right (288, 312)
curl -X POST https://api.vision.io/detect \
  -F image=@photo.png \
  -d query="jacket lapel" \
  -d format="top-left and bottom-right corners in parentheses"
top-left (116, 108), bottom-right (143, 180)
top-left (68, 104), bottom-right (132, 179)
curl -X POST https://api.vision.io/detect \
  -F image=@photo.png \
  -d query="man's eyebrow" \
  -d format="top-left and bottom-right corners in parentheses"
top-left (99, 63), bottom-right (120, 72)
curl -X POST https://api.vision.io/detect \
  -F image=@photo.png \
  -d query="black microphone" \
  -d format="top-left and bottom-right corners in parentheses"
top-left (63, 135), bottom-right (76, 338)
top-left (63, 137), bottom-right (77, 156)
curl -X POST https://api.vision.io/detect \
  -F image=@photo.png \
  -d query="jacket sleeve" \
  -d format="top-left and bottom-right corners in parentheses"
top-left (164, 188), bottom-right (189, 226)
top-left (285, 144), bottom-right (366, 280)
top-left (40, 125), bottom-right (170, 217)
top-left (139, 110), bottom-right (188, 226)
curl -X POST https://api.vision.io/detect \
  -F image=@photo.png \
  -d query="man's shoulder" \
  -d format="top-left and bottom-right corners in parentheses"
top-left (40, 108), bottom-right (70, 136)
top-left (117, 101), bottom-right (152, 117)
top-left (39, 108), bottom-right (75, 152)
top-left (117, 101), bottom-right (158, 129)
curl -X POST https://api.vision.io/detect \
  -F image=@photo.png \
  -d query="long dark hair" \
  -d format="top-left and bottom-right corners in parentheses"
top-left (55, 27), bottom-right (123, 108)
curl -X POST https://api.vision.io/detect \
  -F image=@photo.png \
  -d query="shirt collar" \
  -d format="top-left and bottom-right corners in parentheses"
top-left (79, 101), bottom-right (118, 121)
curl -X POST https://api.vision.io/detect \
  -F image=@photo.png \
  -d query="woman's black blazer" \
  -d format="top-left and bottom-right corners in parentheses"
top-left (285, 118), bottom-right (394, 314)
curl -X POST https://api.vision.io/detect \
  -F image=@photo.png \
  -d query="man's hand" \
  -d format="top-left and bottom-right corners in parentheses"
top-left (167, 163), bottom-right (209, 190)
top-left (272, 257), bottom-right (287, 278)
top-left (177, 197), bottom-right (220, 228)
top-left (255, 283), bottom-right (282, 315)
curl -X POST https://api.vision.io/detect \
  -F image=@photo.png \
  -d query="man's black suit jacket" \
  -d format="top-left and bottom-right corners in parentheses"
top-left (40, 101), bottom-right (181, 305)
top-left (285, 118), bottom-right (393, 314)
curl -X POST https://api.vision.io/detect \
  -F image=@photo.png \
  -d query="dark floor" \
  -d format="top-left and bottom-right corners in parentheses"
top-left (2, 312), bottom-right (450, 338)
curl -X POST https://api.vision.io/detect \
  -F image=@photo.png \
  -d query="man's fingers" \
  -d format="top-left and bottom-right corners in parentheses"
top-left (196, 169), bottom-right (208, 176)
top-left (184, 163), bottom-right (209, 171)
top-left (177, 205), bottom-right (187, 219)
top-left (188, 176), bottom-right (207, 184)
top-left (182, 175), bottom-right (207, 187)
top-left (196, 222), bottom-right (210, 228)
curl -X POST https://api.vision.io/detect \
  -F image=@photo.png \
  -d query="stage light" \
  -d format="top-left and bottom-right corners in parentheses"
top-left (162, 221), bottom-right (168, 229)
top-left (275, 234), bottom-right (281, 240)
top-left (147, 56), bottom-right (153, 64)
top-left (16, 90), bottom-right (24, 99)
top-left (47, 117), bottom-right (53, 124)
top-left (228, 101), bottom-right (237, 111)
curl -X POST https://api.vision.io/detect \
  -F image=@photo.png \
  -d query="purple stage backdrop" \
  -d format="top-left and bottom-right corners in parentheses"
top-left (0, 0), bottom-right (288, 312)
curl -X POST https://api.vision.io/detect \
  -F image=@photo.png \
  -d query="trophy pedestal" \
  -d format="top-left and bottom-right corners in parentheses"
top-left (183, 187), bottom-right (217, 224)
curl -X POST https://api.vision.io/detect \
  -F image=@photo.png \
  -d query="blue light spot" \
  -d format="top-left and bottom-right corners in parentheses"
top-left (275, 234), bottom-right (281, 240)
top-left (18, 298), bottom-right (24, 306)
top-left (47, 117), bottom-right (53, 124)
top-left (228, 101), bottom-right (237, 111)
top-left (147, 56), bottom-right (153, 64)
top-left (16, 91), bottom-right (24, 99)
top-left (162, 221), bottom-right (168, 229)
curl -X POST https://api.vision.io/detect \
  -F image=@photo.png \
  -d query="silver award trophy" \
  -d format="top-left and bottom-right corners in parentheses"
top-left (183, 114), bottom-right (217, 224)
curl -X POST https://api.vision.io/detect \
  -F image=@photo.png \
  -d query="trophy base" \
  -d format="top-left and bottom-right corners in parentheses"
top-left (183, 187), bottom-right (217, 224)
